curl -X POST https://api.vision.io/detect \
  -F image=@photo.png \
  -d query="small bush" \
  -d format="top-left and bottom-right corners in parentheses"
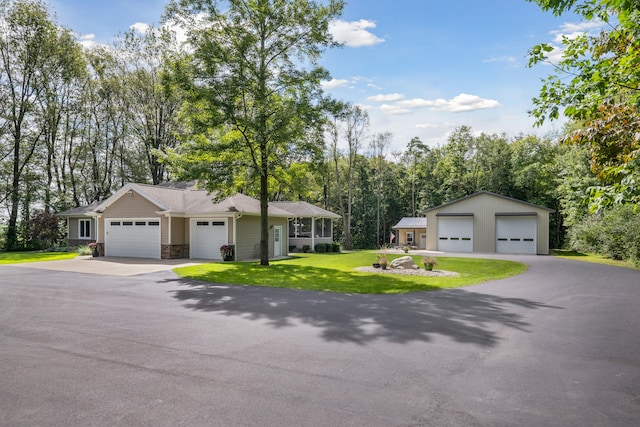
top-left (314, 243), bottom-right (326, 253)
top-left (332, 243), bottom-right (341, 252)
top-left (302, 245), bottom-right (311, 253)
top-left (289, 245), bottom-right (296, 253)
top-left (77, 245), bottom-right (92, 256)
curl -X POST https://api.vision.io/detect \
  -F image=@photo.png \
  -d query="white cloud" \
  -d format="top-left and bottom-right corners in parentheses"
top-left (416, 122), bottom-right (455, 129)
top-left (367, 93), bottom-right (405, 102)
top-left (429, 93), bottom-right (501, 112)
top-left (380, 104), bottom-right (411, 115)
top-left (329, 19), bottom-right (385, 47)
top-left (321, 78), bottom-right (350, 90)
top-left (396, 98), bottom-right (432, 108)
top-left (378, 93), bottom-right (500, 115)
top-left (130, 22), bottom-right (150, 34)
top-left (483, 56), bottom-right (519, 68)
top-left (77, 33), bottom-right (97, 49)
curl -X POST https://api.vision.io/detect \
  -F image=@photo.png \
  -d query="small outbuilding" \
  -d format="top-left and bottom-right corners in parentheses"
top-left (424, 191), bottom-right (554, 255)
top-left (391, 217), bottom-right (427, 249)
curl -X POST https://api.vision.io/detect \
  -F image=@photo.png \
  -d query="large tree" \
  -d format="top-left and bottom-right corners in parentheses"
top-left (528, 0), bottom-right (640, 209)
top-left (165, 0), bottom-right (343, 265)
top-left (0, 0), bottom-right (80, 249)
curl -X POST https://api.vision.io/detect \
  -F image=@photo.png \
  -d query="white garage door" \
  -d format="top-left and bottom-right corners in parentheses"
top-left (496, 217), bottom-right (537, 254)
top-left (190, 219), bottom-right (228, 259)
top-left (437, 217), bottom-right (473, 252)
top-left (105, 219), bottom-right (161, 259)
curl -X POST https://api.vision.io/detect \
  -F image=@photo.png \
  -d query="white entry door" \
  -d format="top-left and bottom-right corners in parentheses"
top-left (273, 226), bottom-right (282, 257)
top-left (496, 217), bottom-right (537, 254)
top-left (190, 219), bottom-right (228, 259)
top-left (105, 219), bottom-right (161, 259)
top-left (437, 217), bottom-right (473, 252)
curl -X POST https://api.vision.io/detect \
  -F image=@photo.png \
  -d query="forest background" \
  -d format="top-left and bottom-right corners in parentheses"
top-left (1, 0), bottom-right (638, 264)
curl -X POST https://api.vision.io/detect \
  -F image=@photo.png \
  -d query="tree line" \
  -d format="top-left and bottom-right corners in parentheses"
top-left (1, 0), bottom-right (638, 265)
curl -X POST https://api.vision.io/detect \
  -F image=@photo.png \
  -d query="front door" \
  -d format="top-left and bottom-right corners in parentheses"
top-left (273, 226), bottom-right (282, 257)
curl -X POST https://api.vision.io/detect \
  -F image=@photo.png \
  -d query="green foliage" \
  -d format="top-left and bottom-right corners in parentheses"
top-left (164, 0), bottom-right (344, 265)
top-left (77, 245), bottom-right (92, 256)
top-left (568, 204), bottom-right (640, 264)
top-left (528, 0), bottom-right (640, 209)
top-left (24, 212), bottom-right (65, 250)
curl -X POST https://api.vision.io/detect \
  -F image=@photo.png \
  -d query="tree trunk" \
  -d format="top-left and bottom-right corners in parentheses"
top-left (259, 145), bottom-right (270, 266)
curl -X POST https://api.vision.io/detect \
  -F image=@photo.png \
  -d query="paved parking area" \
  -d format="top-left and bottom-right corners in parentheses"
top-left (13, 255), bottom-right (202, 276)
top-left (1, 255), bottom-right (639, 426)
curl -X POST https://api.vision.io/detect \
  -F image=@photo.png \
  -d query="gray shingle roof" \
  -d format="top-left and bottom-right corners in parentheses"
top-left (56, 201), bottom-right (102, 217)
top-left (80, 183), bottom-right (336, 218)
top-left (392, 217), bottom-right (427, 229)
top-left (271, 201), bottom-right (341, 219)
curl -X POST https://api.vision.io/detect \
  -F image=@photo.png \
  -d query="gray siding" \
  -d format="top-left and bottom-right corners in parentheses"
top-left (426, 193), bottom-right (551, 254)
top-left (236, 216), bottom-right (288, 261)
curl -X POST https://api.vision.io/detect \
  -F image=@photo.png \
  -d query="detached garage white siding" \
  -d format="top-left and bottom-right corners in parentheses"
top-left (105, 219), bottom-right (161, 259)
top-left (425, 191), bottom-right (553, 255)
top-left (437, 216), bottom-right (473, 252)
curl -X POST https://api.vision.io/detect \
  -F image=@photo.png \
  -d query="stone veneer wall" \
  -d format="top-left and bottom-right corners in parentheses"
top-left (161, 244), bottom-right (189, 259)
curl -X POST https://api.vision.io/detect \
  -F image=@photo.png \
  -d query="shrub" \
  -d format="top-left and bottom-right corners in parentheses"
top-left (289, 245), bottom-right (296, 252)
top-left (77, 245), bottom-right (92, 256)
top-left (302, 244), bottom-right (311, 253)
top-left (332, 243), bottom-right (341, 252)
top-left (314, 243), bottom-right (326, 253)
top-left (569, 204), bottom-right (640, 264)
top-left (25, 212), bottom-right (65, 250)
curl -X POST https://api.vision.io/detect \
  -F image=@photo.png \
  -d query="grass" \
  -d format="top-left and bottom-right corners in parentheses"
top-left (174, 251), bottom-right (527, 294)
top-left (552, 249), bottom-right (640, 270)
top-left (0, 251), bottom-right (78, 264)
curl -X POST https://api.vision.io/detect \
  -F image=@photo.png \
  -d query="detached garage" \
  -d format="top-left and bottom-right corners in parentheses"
top-left (425, 191), bottom-right (554, 255)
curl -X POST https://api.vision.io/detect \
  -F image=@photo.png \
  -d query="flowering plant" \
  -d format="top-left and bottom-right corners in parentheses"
top-left (220, 245), bottom-right (235, 257)
top-left (422, 256), bottom-right (437, 269)
top-left (88, 242), bottom-right (98, 249)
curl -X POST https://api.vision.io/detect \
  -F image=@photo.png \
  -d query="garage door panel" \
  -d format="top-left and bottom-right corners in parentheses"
top-left (105, 219), bottom-right (161, 259)
top-left (437, 217), bottom-right (473, 252)
top-left (496, 217), bottom-right (536, 254)
top-left (190, 219), bottom-right (227, 259)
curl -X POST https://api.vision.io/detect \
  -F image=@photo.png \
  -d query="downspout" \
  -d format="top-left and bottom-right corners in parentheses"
top-left (311, 217), bottom-right (315, 251)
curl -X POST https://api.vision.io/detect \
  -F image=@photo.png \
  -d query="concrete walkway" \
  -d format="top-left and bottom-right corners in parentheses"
top-left (13, 255), bottom-right (203, 276)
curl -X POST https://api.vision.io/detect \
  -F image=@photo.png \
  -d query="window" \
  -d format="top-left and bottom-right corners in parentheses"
top-left (314, 218), bottom-right (332, 238)
top-left (148, 221), bottom-right (160, 226)
top-left (123, 221), bottom-right (133, 226)
top-left (135, 221), bottom-right (146, 226)
top-left (211, 221), bottom-right (225, 226)
top-left (110, 221), bottom-right (121, 226)
top-left (289, 218), bottom-right (312, 238)
top-left (196, 221), bottom-right (209, 226)
top-left (79, 219), bottom-right (91, 239)
top-left (406, 232), bottom-right (414, 244)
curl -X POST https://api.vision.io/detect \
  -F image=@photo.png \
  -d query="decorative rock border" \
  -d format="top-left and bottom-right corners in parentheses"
top-left (355, 266), bottom-right (459, 277)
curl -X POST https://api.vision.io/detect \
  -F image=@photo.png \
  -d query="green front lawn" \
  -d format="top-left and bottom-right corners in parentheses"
top-left (552, 249), bottom-right (640, 270)
top-left (0, 251), bottom-right (78, 264)
top-left (174, 251), bottom-right (527, 294)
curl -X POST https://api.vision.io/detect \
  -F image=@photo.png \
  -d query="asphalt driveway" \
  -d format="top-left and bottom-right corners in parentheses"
top-left (1, 256), bottom-right (639, 426)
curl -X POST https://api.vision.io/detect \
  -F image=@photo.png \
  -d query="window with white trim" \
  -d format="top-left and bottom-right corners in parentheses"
top-left (79, 219), bottom-right (91, 239)
top-left (406, 232), bottom-right (414, 244)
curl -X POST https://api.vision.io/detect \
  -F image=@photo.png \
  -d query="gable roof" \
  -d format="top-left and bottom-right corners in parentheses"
top-left (423, 190), bottom-right (555, 213)
top-left (57, 201), bottom-right (102, 217)
top-left (392, 217), bottom-right (427, 229)
top-left (271, 201), bottom-right (341, 219)
top-left (61, 183), bottom-right (337, 218)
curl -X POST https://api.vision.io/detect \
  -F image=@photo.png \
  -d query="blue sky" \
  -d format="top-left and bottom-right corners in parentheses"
top-left (49, 0), bottom-right (592, 152)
